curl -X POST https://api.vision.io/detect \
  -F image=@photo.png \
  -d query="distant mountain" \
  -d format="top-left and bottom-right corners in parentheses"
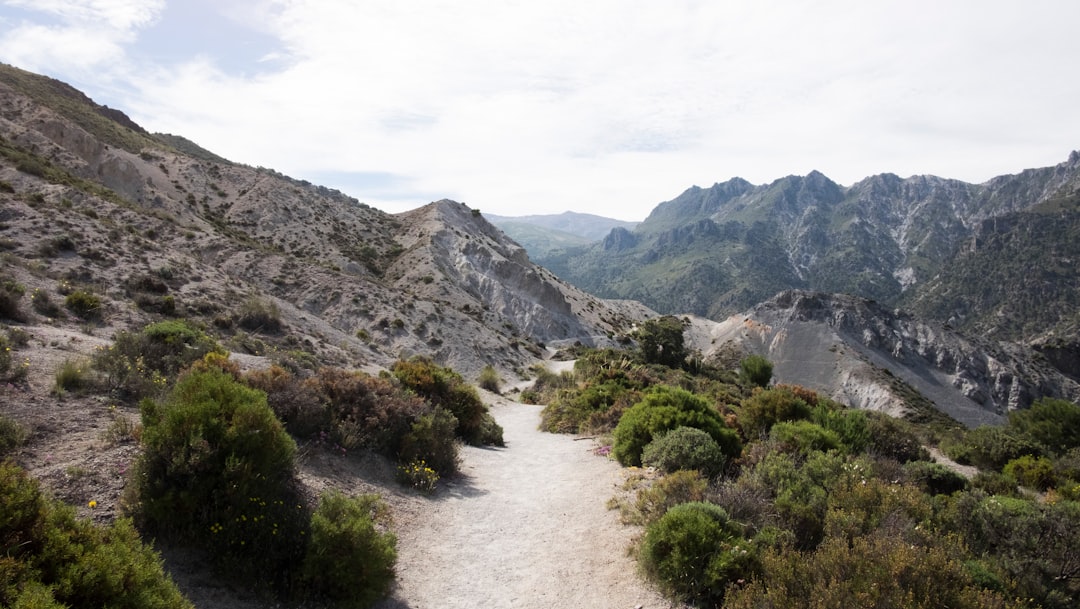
top-left (486, 211), bottom-right (638, 258)
top-left (539, 156), bottom-right (1080, 345)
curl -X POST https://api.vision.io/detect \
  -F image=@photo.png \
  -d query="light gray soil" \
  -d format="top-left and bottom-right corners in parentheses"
top-left (376, 395), bottom-right (677, 609)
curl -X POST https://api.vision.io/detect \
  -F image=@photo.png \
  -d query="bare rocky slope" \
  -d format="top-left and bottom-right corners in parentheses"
top-left (0, 63), bottom-right (652, 383)
top-left (687, 290), bottom-right (1080, 427)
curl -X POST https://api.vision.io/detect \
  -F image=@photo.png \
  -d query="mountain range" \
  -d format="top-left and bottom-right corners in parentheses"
top-left (0, 61), bottom-right (1076, 425)
top-left (536, 158), bottom-right (1080, 345)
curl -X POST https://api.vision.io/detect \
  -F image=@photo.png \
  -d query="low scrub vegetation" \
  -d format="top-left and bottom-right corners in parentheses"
top-left (0, 461), bottom-right (192, 608)
top-left (527, 341), bottom-right (1080, 609)
top-left (129, 358), bottom-right (399, 606)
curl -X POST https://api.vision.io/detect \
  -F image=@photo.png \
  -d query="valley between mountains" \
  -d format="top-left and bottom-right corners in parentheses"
top-left (2, 62), bottom-right (1080, 609)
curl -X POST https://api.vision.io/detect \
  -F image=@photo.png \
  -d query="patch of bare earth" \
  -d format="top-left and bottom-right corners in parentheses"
top-left (373, 394), bottom-right (678, 609)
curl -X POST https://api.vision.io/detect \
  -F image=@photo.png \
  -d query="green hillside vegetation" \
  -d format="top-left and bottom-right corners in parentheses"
top-left (2, 318), bottom-right (508, 608)
top-left (907, 204), bottom-right (1080, 341)
top-left (489, 221), bottom-right (594, 257)
top-left (0, 63), bottom-right (159, 154)
top-left (528, 333), bottom-right (1080, 608)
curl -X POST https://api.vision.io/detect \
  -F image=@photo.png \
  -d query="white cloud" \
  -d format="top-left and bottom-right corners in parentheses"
top-left (2, 0), bottom-right (1079, 218)
top-left (0, 0), bottom-right (164, 74)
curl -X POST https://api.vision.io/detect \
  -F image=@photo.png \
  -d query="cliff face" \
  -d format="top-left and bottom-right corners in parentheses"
top-left (688, 291), bottom-right (1080, 427)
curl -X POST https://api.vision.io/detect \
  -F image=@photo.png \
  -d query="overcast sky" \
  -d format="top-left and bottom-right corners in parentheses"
top-left (1, 1), bottom-right (1078, 220)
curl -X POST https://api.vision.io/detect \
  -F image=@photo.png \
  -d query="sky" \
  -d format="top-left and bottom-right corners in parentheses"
top-left (1, 1), bottom-right (1078, 221)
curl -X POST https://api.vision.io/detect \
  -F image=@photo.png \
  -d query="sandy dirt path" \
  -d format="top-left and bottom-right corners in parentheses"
top-left (377, 396), bottom-right (677, 609)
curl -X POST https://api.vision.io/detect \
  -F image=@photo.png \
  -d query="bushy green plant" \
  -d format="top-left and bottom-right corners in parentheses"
top-left (903, 460), bottom-right (969, 495)
top-left (769, 420), bottom-right (841, 456)
top-left (635, 316), bottom-right (687, 368)
top-left (641, 426), bottom-right (728, 478)
top-left (736, 386), bottom-right (812, 439)
top-left (865, 411), bottom-right (929, 463)
top-left (53, 358), bottom-right (92, 396)
top-left (302, 490), bottom-right (397, 609)
top-left (29, 287), bottom-right (62, 318)
top-left (631, 469), bottom-right (708, 525)
top-left (639, 501), bottom-right (759, 607)
top-left (1007, 397), bottom-right (1080, 456)
top-left (477, 364), bottom-right (501, 393)
top-left (0, 278), bottom-right (26, 321)
top-left (1003, 455), bottom-right (1056, 491)
top-left (811, 401), bottom-right (871, 453)
top-left (0, 332), bottom-right (28, 383)
top-left (398, 408), bottom-right (460, 477)
top-left (739, 354), bottom-right (773, 388)
top-left (392, 357), bottom-right (503, 447)
top-left (131, 368), bottom-right (305, 590)
top-left (0, 461), bottom-right (192, 609)
top-left (541, 378), bottom-right (638, 434)
top-left (949, 493), bottom-right (1080, 608)
top-left (397, 459), bottom-right (439, 493)
top-left (946, 424), bottom-right (1043, 470)
top-left (236, 296), bottom-right (283, 334)
top-left (724, 531), bottom-right (1023, 609)
top-left (94, 320), bottom-right (222, 399)
top-left (64, 289), bottom-right (102, 320)
top-left (613, 385), bottom-right (740, 467)
top-left (0, 412), bottom-right (28, 456)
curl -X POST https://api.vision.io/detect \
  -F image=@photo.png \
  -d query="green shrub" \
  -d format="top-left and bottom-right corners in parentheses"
top-left (811, 402), bottom-right (871, 453)
top-left (392, 357), bottom-right (503, 447)
top-left (541, 378), bottom-right (638, 434)
top-left (0, 332), bottom-right (28, 383)
top-left (613, 385), bottom-right (741, 467)
top-left (865, 411), bottom-right (929, 463)
top-left (752, 451), bottom-right (830, 548)
top-left (642, 426), bottom-right (728, 478)
top-left (951, 493), bottom-right (1080, 608)
top-left (397, 459), bottom-right (439, 493)
top-left (30, 288), bottom-right (63, 318)
top-left (636, 316), bottom-right (688, 368)
top-left (1003, 455), bottom-right (1056, 491)
top-left (236, 296), bottom-right (283, 334)
top-left (0, 461), bottom-right (192, 609)
top-left (725, 531), bottom-right (1019, 609)
top-left (131, 368), bottom-right (305, 590)
top-left (0, 413), bottom-right (28, 456)
top-left (398, 408), bottom-right (460, 477)
top-left (94, 320), bottom-right (222, 399)
top-left (769, 420), bottom-right (841, 456)
top-left (739, 355), bottom-right (773, 388)
top-left (639, 501), bottom-right (759, 607)
top-left (903, 460), bottom-right (969, 495)
top-left (736, 386), bottom-right (812, 439)
top-left (1007, 397), bottom-right (1080, 456)
top-left (948, 424), bottom-right (1043, 470)
top-left (632, 469), bottom-right (708, 525)
top-left (53, 358), bottom-right (92, 396)
top-left (477, 364), bottom-right (501, 393)
top-left (0, 278), bottom-right (26, 321)
top-left (970, 470), bottom-right (1021, 496)
top-left (64, 289), bottom-right (102, 320)
top-left (302, 490), bottom-right (397, 609)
